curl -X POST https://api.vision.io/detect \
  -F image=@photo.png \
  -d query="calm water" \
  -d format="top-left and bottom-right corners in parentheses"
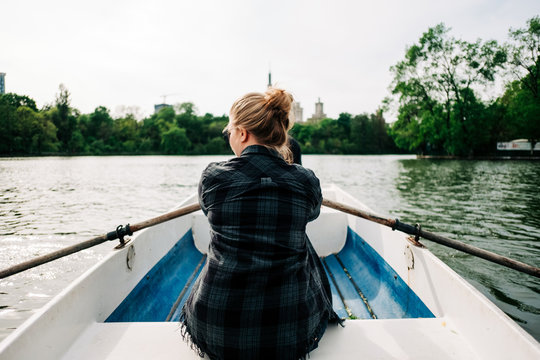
top-left (0, 155), bottom-right (539, 342)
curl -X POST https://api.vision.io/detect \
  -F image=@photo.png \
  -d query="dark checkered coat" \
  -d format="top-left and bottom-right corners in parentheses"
top-left (180, 145), bottom-right (339, 360)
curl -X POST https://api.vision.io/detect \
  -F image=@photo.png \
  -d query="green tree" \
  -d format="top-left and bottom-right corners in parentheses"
top-left (389, 23), bottom-right (506, 155)
top-left (0, 93), bottom-right (58, 154)
top-left (13, 106), bottom-right (40, 153)
top-left (86, 106), bottom-right (114, 144)
top-left (175, 102), bottom-right (201, 151)
top-left (503, 16), bottom-right (540, 153)
top-left (0, 95), bottom-right (18, 153)
top-left (161, 126), bottom-right (191, 154)
top-left (0, 93), bottom-right (38, 111)
top-left (34, 111), bottom-right (59, 153)
top-left (112, 114), bottom-right (139, 153)
top-left (51, 84), bottom-right (78, 152)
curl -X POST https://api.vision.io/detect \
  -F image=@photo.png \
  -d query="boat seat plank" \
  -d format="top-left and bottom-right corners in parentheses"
top-left (61, 319), bottom-right (479, 360)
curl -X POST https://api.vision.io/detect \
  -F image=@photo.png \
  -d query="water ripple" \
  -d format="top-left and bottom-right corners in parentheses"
top-left (1, 155), bottom-right (539, 343)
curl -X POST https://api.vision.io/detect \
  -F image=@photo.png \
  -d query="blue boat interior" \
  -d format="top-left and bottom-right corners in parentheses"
top-left (106, 228), bottom-right (434, 323)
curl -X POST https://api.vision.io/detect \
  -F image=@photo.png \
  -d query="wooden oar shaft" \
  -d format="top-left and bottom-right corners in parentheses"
top-left (0, 235), bottom-right (108, 279)
top-left (322, 198), bottom-right (540, 279)
top-left (130, 202), bottom-right (201, 233)
top-left (0, 202), bottom-right (202, 280)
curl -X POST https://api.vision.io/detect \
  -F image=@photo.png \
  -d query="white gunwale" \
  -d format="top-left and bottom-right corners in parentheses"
top-left (0, 185), bottom-right (538, 359)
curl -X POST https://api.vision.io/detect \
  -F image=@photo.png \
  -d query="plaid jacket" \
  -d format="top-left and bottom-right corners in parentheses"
top-left (180, 145), bottom-right (338, 360)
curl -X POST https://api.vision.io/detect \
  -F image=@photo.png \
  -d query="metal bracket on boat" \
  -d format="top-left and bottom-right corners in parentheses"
top-left (407, 223), bottom-right (425, 248)
top-left (109, 224), bottom-right (133, 250)
top-left (392, 218), bottom-right (400, 231)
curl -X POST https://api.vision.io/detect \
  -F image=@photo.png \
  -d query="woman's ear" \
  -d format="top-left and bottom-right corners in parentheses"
top-left (239, 128), bottom-right (249, 143)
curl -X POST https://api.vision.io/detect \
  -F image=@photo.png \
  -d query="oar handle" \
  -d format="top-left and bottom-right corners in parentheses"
top-left (322, 198), bottom-right (540, 279)
top-left (0, 202), bottom-right (202, 280)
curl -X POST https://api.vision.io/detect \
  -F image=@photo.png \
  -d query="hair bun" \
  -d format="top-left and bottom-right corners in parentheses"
top-left (264, 88), bottom-right (293, 112)
top-left (264, 88), bottom-right (293, 128)
top-left (229, 87), bottom-right (295, 163)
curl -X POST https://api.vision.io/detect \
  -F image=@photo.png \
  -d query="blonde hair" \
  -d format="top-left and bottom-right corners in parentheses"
top-left (229, 87), bottom-right (295, 163)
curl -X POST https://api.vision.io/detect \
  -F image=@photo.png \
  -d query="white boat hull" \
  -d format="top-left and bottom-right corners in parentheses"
top-left (0, 185), bottom-right (538, 359)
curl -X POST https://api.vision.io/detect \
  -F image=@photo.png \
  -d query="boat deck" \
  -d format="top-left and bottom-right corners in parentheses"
top-left (106, 228), bottom-right (434, 323)
top-left (62, 318), bottom-right (478, 360)
top-left (3, 188), bottom-right (539, 360)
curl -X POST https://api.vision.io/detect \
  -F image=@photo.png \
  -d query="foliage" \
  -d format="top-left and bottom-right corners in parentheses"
top-left (0, 86), bottom-right (398, 155)
top-left (1, 17), bottom-right (537, 157)
top-left (389, 23), bottom-right (507, 156)
top-left (388, 17), bottom-right (539, 156)
top-left (290, 111), bottom-right (398, 154)
top-left (161, 126), bottom-right (191, 154)
top-left (502, 16), bottom-right (540, 152)
top-left (0, 94), bottom-right (59, 154)
top-left (51, 84), bottom-right (79, 152)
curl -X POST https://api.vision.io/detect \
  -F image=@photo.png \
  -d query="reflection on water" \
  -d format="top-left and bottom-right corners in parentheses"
top-left (0, 155), bottom-right (226, 341)
top-left (393, 159), bottom-right (540, 338)
top-left (0, 155), bottom-right (539, 342)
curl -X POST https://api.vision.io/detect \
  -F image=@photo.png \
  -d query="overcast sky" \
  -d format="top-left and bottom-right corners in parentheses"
top-left (1, 0), bottom-right (538, 121)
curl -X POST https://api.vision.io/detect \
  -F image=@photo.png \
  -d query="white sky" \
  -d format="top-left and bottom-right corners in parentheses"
top-left (1, 0), bottom-right (538, 121)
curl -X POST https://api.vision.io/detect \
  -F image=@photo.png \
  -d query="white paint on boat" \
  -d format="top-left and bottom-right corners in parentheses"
top-left (0, 185), bottom-right (538, 359)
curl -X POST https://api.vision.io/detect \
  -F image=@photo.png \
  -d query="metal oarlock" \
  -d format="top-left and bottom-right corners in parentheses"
top-left (408, 223), bottom-right (425, 248)
top-left (113, 224), bottom-right (133, 249)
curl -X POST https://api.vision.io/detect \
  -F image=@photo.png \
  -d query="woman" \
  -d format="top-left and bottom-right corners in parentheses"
top-left (180, 88), bottom-right (339, 360)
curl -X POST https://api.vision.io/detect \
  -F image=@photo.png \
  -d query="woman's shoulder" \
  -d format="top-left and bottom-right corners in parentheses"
top-left (201, 158), bottom-right (247, 183)
top-left (288, 163), bottom-right (318, 181)
top-left (202, 160), bottom-right (229, 177)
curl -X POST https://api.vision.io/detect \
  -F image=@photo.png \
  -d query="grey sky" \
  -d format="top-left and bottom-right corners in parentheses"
top-left (1, 0), bottom-right (538, 120)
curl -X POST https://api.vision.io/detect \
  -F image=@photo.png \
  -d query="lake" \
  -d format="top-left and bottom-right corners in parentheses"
top-left (0, 155), bottom-right (539, 342)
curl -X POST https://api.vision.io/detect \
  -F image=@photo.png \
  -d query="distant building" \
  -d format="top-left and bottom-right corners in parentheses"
top-left (292, 101), bottom-right (303, 122)
top-left (267, 70), bottom-right (304, 122)
top-left (154, 103), bottom-right (172, 114)
top-left (307, 98), bottom-right (326, 122)
top-left (0, 73), bottom-right (5, 94)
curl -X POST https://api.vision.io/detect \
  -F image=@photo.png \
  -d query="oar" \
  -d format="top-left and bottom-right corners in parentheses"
top-left (0, 202), bottom-right (202, 279)
top-left (4, 198), bottom-right (538, 279)
top-left (322, 198), bottom-right (540, 279)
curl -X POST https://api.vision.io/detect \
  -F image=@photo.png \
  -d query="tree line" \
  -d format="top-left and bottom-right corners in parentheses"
top-left (0, 86), bottom-right (396, 156)
top-left (1, 16), bottom-right (538, 157)
top-left (388, 16), bottom-right (539, 156)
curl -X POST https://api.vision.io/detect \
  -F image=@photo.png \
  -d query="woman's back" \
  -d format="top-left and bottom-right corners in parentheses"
top-left (180, 88), bottom-right (338, 360)
top-left (181, 146), bottom-right (336, 360)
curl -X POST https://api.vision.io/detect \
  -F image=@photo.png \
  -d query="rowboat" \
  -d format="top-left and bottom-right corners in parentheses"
top-left (0, 185), bottom-right (539, 359)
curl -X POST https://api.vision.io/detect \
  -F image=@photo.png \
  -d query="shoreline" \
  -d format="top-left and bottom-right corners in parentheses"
top-left (417, 154), bottom-right (540, 160)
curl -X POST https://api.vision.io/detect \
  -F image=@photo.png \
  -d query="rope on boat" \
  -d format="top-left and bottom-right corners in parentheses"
top-left (322, 198), bottom-right (540, 279)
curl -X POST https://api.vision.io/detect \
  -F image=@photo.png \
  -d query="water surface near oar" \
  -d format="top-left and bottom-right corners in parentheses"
top-left (389, 159), bottom-right (540, 334)
top-left (0, 155), bottom-right (539, 342)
